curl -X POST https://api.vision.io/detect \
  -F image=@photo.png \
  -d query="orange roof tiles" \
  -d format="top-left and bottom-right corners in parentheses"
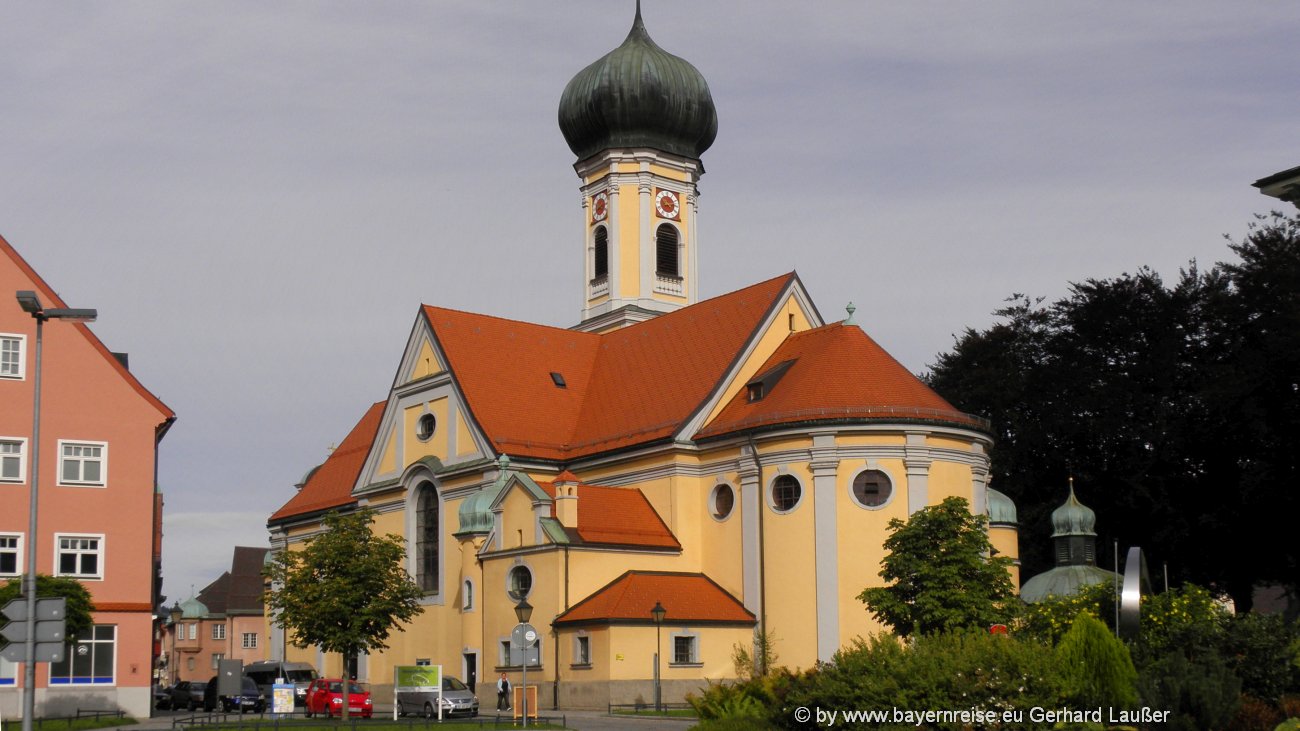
top-left (697, 322), bottom-right (986, 438)
top-left (269, 401), bottom-right (385, 523)
top-left (425, 274), bottom-right (793, 461)
top-left (540, 482), bottom-right (680, 550)
top-left (554, 571), bottom-right (755, 626)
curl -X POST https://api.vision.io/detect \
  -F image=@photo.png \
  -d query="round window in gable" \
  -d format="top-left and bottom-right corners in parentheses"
top-left (851, 469), bottom-right (893, 508)
top-left (710, 484), bottom-right (735, 521)
top-left (769, 474), bottom-right (802, 514)
top-left (416, 413), bottom-right (436, 442)
top-left (507, 565), bottom-right (533, 601)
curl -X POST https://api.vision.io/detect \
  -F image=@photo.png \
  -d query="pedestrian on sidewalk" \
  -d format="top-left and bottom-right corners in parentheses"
top-left (497, 673), bottom-right (511, 711)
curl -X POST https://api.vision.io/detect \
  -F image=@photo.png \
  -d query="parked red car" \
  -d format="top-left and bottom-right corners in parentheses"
top-left (304, 678), bottom-right (373, 718)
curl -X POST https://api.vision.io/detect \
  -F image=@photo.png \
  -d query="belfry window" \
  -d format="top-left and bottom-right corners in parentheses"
top-left (593, 226), bottom-right (608, 279)
top-left (655, 224), bottom-right (679, 277)
top-left (416, 482), bottom-right (439, 593)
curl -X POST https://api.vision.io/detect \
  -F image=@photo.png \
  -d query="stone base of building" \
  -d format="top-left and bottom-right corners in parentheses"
top-left (0, 686), bottom-right (151, 721)
top-left (368, 678), bottom-right (714, 712)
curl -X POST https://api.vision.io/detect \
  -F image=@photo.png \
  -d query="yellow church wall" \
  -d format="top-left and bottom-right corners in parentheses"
top-left (647, 164), bottom-right (691, 182)
top-left (410, 339), bottom-right (444, 381)
top-left (378, 430), bottom-right (398, 475)
top-left (701, 294), bottom-right (814, 426)
top-left (927, 436), bottom-right (971, 451)
top-left (455, 411), bottom-right (477, 457)
top-left (760, 463), bottom-right (818, 670)
top-left (837, 434), bottom-right (906, 447)
top-left (835, 457), bottom-right (910, 646)
top-left (403, 398), bottom-right (450, 463)
top-left (927, 460), bottom-right (973, 506)
top-left (990, 527), bottom-right (1021, 589)
top-left (597, 626), bottom-right (748, 683)
top-left (699, 476), bottom-right (745, 602)
top-left (500, 488), bottom-right (539, 550)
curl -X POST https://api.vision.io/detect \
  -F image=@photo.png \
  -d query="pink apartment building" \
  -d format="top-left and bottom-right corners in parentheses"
top-left (163, 547), bottom-right (271, 684)
top-left (0, 235), bottom-right (175, 718)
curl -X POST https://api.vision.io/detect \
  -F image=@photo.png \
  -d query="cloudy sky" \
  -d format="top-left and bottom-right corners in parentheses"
top-left (2, 2), bottom-right (1296, 601)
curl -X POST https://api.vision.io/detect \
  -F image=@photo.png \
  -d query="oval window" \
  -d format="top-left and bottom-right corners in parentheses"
top-left (770, 474), bottom-right (802, 513)
top-left (416, 413), bottom-right (436, 441)
top-left (508, 565), bottom-right (533, 600)
top-left (710, 484), bottom-right (735, 521)
top-left (851, 470), bottom-right (893, 508)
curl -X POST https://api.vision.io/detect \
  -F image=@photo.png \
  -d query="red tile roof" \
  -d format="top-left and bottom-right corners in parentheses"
top-left (697, 322), bottom-right (987, 438)
top-left (0, 233), bottom-right (175, 425)
top-left (269, 401), bottom-right (386, 523)
top-left (425, 274), bottom-right (794, 460)
top-left (540, 482), bottom-right (680, 550)
top-left (554, 571), bottom-right (755, 626)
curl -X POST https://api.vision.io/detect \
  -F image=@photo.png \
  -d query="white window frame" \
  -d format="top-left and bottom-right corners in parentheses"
top-left (212, 653), bottom-right (225, 670)
top-left (49, 625), bottom-right (116, 685)
top-left (0, 655), bottom-right (16, 687)
top-left (212, 624), bottom-right (226, 641)
top-left (0, 334), bottom-right (25, 380)
top-left (1, 438), bottom-right (26, 484)
top-left (188, 623), bottom-right (197, 640)
top-left (0, 533), bottom-right (22, 577)
top-left (57, 440), bottom-right (108, 487)
top-left (54, 533), bottom-right (104, 580)
top-left (462, 578), bottom-right (475, 612)
top-left (242, 632), bottom-right (258, 649)
top-left (669, 630), bottom-right (702, 666)
top-left (572, 633), bottom-right (591, 667)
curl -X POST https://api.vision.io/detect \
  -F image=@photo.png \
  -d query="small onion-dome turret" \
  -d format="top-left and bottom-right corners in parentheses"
top-left (179, 595), bottom-right (208, 619)
top-left (1050, 481), bottom-right (1097, 537)
top-left (558, 4), bottom-right (717, 161)
top-left (988, 488), bottom-right (1019, 526)
top-left (456, 488), bottom-right (494, 536)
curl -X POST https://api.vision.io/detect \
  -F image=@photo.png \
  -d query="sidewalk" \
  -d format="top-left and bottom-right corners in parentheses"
top-left (122, 707), bottom-right (696, 731)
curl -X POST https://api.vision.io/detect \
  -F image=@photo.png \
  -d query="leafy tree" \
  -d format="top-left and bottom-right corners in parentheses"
top-left (926, 213), bottom-right (1300, 610)
top-left (858, 496), bottom-right (1016, 636)
top-left (1055, 612), bottom-right (1138, 708)
top-left (264, 508), bottom-right (424, 719)
top-left (0, 575), bottom-right (95, 651)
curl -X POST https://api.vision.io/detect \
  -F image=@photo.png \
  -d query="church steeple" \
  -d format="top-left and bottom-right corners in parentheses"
top-left (558, 4), bottom-right (717, 332)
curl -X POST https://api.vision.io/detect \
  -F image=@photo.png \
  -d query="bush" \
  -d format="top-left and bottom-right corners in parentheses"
top-left (1055, 612), bottom-right (1138, 708)
top-left (691, 719), bottom-right (781, 731)
top-left (1224, 613), bottom-right (1300, 702)
top-left (1138, 650), bottom-right (1241, 731)
top-left (1227, 695), bottom-right (1285, 731)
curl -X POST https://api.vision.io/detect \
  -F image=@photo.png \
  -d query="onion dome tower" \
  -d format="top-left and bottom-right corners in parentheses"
top-left (1020, 479), bottom-right (1118, 603)
top-left (559, 1), bottom-right (718, 332)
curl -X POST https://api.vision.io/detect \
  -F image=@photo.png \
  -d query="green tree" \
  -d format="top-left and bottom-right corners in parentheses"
top-left (858, 496), bottom-right (1016, 637)
top-left (0, 575), bottom-right (95, 651)
top-left (1055, 612), bottom-right (1138, 708)
top-left (264, 508), bottom-right (424, 719)
top-left (926, 213), bottom-right (1300, 610)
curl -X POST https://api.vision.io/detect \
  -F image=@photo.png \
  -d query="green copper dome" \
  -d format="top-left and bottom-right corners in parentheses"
top-left (456, 487), bottom-right (495, 535)
top-left (179, 595), bottom-right (208, 619)
top-left (1050, 481), bottom-right (1096, 537)
top-left (1020, 564), bottom-right (1117, 604)
top-left (987, 488), bottom-right (1018, 525)
top-left (558, 4), bottom-right (718, 161)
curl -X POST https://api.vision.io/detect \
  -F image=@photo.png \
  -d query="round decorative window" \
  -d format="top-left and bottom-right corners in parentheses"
top-left (416, 413), bottom-right (436, 441)
top-left (507, 565), bottom-right (533, 600)
top-left (851, 469), bottom-right (893, 508)
top-left (710, 484), bottom-right (736, 521)
top-left (769, 474), bottom-right (802, 513)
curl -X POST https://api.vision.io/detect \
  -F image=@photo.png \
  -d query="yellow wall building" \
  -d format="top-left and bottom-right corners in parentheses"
top-left (266, 6), bottom-right (1018, 711)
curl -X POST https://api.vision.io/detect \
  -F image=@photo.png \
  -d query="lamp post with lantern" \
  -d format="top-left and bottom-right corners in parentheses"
top-left (513, 598), bottom-right (534, 728)
top-left (650, 601), bottom-right (665, 712)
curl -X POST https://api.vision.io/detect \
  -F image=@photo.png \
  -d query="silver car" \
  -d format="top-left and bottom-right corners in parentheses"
top-left (395, 675), bottom-right (479, 718)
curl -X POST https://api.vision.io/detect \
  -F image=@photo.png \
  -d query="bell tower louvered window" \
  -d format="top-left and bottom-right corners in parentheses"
top-left (656, 224), bottom-right (679, 277)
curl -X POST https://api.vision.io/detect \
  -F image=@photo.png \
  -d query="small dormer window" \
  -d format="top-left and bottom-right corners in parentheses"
top-left (550, 372), bottom-right (567, 388)
top-left (744, 359), bottom-right (796, 403)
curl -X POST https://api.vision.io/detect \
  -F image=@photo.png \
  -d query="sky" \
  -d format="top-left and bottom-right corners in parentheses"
top-left (2, 2), bottom-right (1297, 603)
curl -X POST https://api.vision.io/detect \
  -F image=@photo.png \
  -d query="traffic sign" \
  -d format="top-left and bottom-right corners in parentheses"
top-left (0, 597), bottom-right (68, 663)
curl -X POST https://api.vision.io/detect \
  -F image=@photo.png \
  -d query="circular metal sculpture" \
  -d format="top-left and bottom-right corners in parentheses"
top-left (1119, 546), bottom-right (1150, 640)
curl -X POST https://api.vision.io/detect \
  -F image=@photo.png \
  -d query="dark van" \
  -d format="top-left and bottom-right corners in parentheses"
top-left (243, 661), bottom-right (318, 707)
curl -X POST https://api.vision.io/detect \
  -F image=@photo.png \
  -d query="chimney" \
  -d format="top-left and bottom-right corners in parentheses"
top-left (554, 471), bottom-right (580, 529)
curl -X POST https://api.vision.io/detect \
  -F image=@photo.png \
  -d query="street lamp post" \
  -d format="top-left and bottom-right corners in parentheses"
top-left (14, 291), bottom-right (96, 731)
top-left (513, 599), bottom-right (533, 728)
top-left (650, 601), bottom-right (665, 713)
top-left (169, 605), bottom-right (182, 684)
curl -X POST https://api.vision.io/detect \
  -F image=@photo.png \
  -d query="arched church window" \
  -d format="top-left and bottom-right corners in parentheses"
top-left (416, 481), bottom-right (439, 593)
top-left (655, 224), bottom-right (679, 277)
top-left (593, 225), bottom-right (608, 279)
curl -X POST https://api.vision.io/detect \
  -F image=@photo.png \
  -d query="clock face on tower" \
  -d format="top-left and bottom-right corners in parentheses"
top-left (655, 188), bottom-right (680, 220)
top-left (591, 191), bottom-right (609, 223)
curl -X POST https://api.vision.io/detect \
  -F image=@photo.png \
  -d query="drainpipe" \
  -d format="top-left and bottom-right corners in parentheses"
top-left (746, 434), bottom-right (767, 675)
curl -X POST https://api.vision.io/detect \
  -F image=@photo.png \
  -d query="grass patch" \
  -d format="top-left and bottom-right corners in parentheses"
top-left (1, 718), bottom-right (136, 731)
top-left (611, 708), bottom-right (697, 718)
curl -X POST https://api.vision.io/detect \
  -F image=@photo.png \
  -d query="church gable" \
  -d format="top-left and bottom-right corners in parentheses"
top-left (678, 274), bottom-right (822, 441)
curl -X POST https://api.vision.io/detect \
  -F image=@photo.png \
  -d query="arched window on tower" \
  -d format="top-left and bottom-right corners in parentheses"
top-left (416, 481), bottom-right (439, 593)
top-left (593, 225), bottom-right (608, 280)
top-left (656, 224), bottom-right (680, 278)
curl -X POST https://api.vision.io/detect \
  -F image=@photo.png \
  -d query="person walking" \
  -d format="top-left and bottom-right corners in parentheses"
top-left (496, 673), bottom-right (511, 711)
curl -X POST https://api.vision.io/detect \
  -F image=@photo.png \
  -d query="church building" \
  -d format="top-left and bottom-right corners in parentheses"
top-left (268, 6), bottom-right (1018, 709)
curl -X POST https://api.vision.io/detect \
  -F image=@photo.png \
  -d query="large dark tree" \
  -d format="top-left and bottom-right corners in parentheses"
top-left (927, 212), bottom-right (1300, 611)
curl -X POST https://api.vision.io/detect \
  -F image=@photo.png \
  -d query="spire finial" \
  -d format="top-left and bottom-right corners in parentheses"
top-left (844, 302), bottom-right (857, 325)
top-left (1068, 475), bottom-right (1076, 498)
